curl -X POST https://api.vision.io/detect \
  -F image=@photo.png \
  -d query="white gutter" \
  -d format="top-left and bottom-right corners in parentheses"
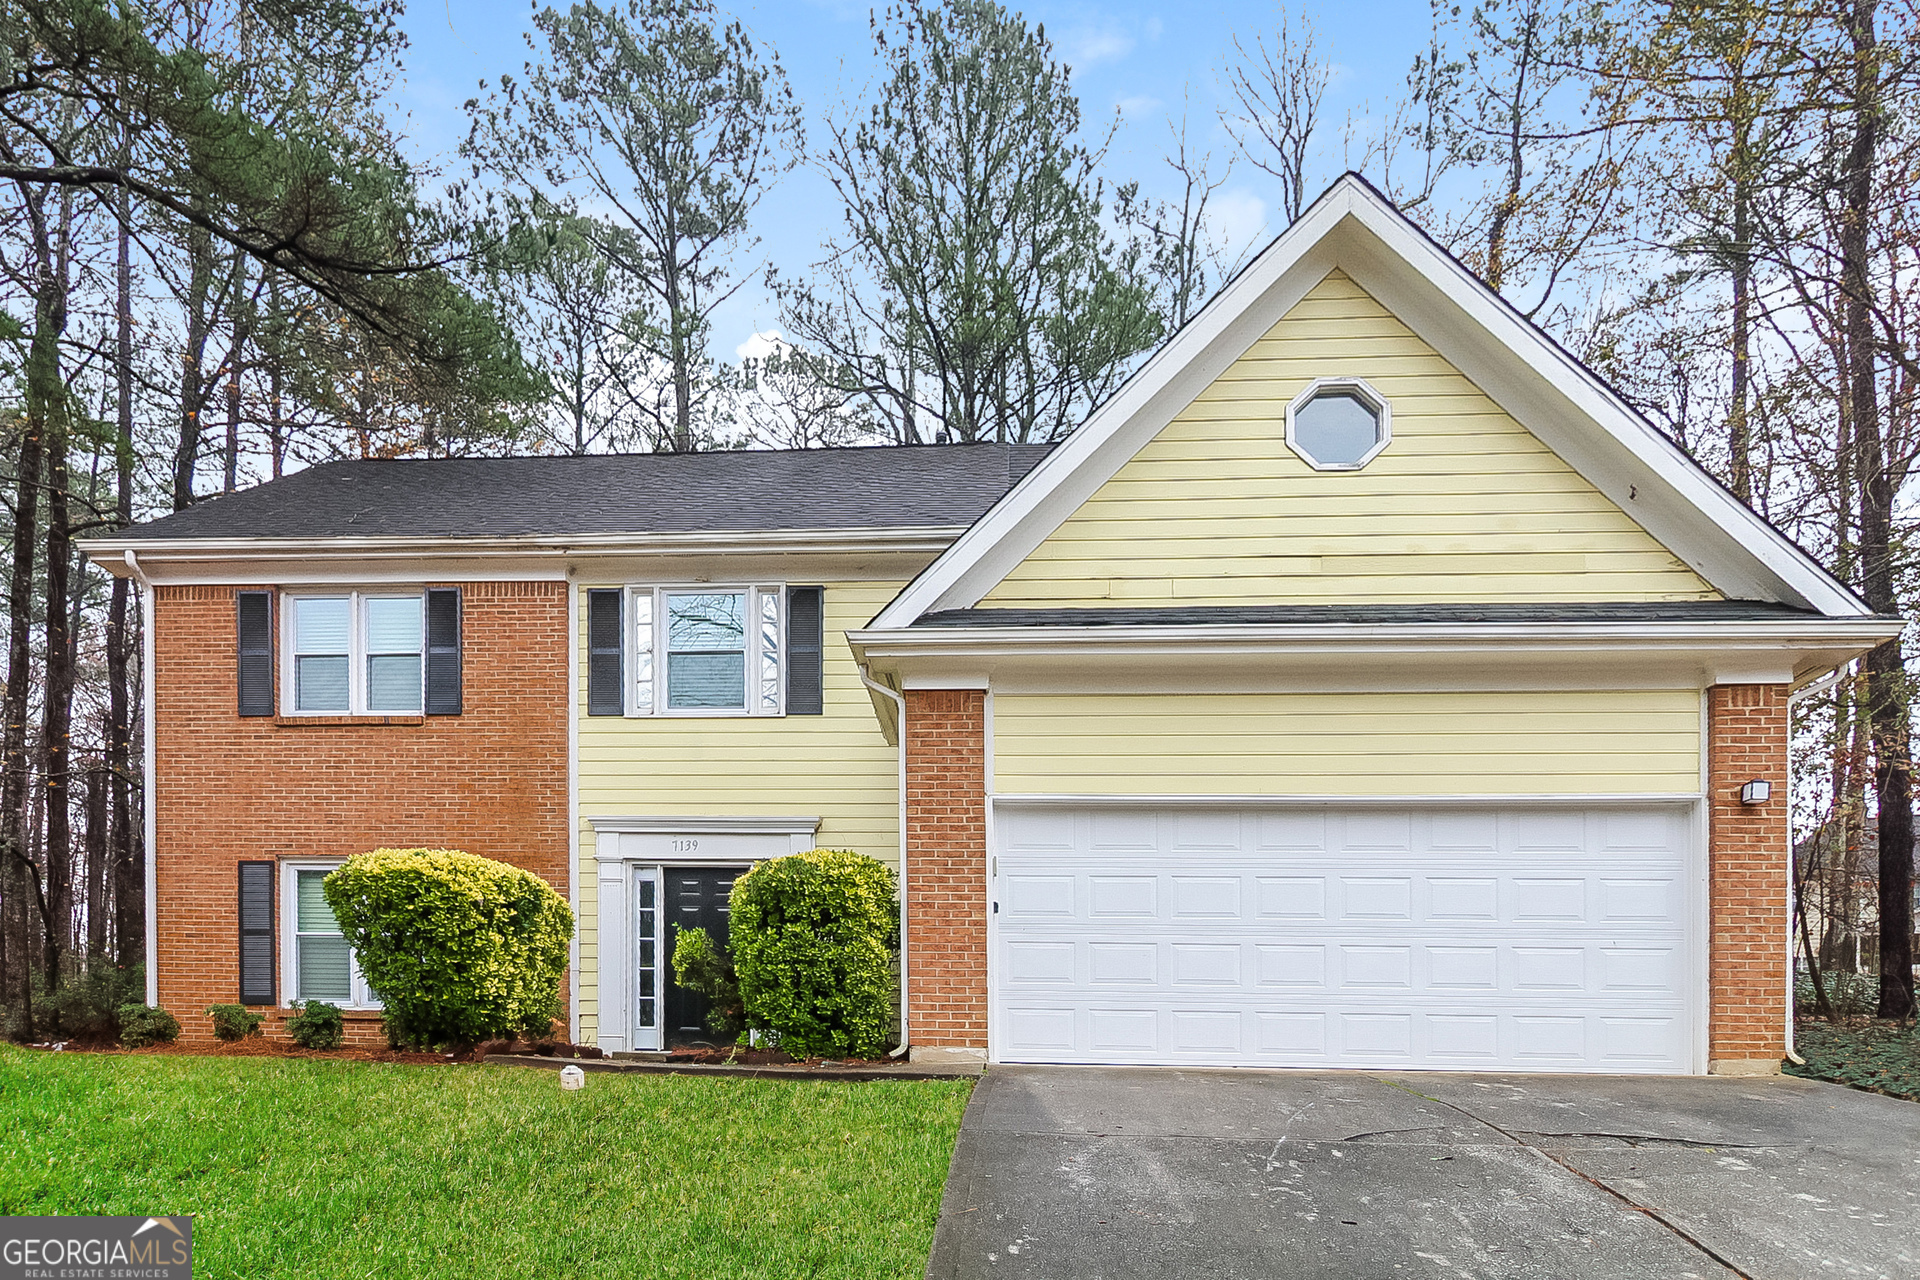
top-left (78, 525), bottom-right (969, 571)
top-left (125, 551), bottom-right (158, 1007)
top-left (860, 669), bottom-right (911, 1060)
top-left (1781, 664), bottom-right (1859, 1067)
top-left (851, 618), bottom-right (1903, 659)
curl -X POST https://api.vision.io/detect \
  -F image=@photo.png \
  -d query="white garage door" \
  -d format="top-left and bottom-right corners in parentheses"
top-left (992, 804), bottom-right (1699, 1073)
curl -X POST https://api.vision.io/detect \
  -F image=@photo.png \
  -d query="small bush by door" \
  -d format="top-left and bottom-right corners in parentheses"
top-left (727, 849), bottom-right (899, 1059)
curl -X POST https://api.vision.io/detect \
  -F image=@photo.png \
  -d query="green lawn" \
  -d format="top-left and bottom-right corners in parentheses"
top-left (0, 1048), bottom-right (972, 1278)
top-left (1786, 1018), bottom-right (1920, 1101)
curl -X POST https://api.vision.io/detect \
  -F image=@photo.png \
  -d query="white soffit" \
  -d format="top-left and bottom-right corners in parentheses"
top-left (871, 176), bottom-right (1868, 627)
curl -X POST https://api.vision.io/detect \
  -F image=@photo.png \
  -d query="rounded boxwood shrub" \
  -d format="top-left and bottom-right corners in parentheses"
top-left (730, 849), bottom-right (898, 1059)
top-left (117, 1004), bottom-right (180, 1048)
top-left (286, 1000), bottom-right (345, 1050)
top-left (323, 848), bottom-right (572, 1048)
top-left (206, 1003), bottom-right (264, 1041)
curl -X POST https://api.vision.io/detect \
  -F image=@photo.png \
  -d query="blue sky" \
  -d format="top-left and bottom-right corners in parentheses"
top-left (391, 0), bottom-right (1438, 356)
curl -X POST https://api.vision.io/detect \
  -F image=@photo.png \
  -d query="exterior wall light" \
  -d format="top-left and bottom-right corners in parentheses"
top-left (1739, 779), bottom-right (1771, 805)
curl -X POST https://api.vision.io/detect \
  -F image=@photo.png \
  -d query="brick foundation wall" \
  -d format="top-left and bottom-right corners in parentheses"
top-left (1707, 682), bottom-right (1790, 1069)
top-left (904, 689), bottom-right (988, 1049)
top-left (152, 581), bottom-right (569, 1045)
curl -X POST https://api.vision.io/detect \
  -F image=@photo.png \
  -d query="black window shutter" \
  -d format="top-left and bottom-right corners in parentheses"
top-left (425, 588), bottom-right (463, 715)
top-left (238, 861), bottom-right (276, 1005)
top-left (237, 591), bottom-right (274, 717)
top-left (786, 586), bottom-right (824, 715)
top-left (588, 589), bottom-right (624, 716)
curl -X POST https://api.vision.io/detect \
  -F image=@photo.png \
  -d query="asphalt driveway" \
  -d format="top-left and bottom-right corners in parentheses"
top-left (926, 1067), bottom-right (1920, 1280)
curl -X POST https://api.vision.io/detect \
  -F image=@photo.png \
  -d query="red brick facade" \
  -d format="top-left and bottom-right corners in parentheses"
top-left (152, 581), bottom-right (569, 1045)
top-left (1707, 682), bottom-right (1791, 1070)
top-left (903, 689), bottom-right (989, 1049)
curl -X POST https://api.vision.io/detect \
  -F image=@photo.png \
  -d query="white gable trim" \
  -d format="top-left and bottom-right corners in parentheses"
top-left (871, 176), bottom-right (1867, 627)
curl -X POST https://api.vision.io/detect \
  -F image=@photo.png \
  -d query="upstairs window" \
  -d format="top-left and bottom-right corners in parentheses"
top-left (286, 592), bottom-right (424, 714)
top-left (632, 585), bottom-right (783, 716)
top-left (1285, 377), bottom-right (1392, 471)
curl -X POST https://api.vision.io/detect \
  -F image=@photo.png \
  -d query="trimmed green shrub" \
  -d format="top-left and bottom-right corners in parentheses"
top-left (117, 1004), bottom-right (180, 1048)
top-left (286, 1000), bottom-right (345, 1050)
top-left (669, 925), bottom-right (744, 1041)
top-left (729, 849), bottom-right (898, 1058)
top-left (207, 1003), bottom-right (264, 1041)
top-left (323, 848), bottom-right (573, 1048)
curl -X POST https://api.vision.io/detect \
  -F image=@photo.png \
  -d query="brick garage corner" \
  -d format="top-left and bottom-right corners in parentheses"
top-left (903, 689), bottom-right (988, 1050)
top-left (1707, 683), bottom-right (1790, 1071)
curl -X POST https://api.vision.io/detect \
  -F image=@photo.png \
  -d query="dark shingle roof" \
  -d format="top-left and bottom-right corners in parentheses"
top-left (915, 601), bottom-right (1830, 627)
top-left (117, 444), bottom-right (1054, 541)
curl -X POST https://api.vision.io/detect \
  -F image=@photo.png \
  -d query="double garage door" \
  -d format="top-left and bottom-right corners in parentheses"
top-left (992, 803), bottom-right (1700, 1073)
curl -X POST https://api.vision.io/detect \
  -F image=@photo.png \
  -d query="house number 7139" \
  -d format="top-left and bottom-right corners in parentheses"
top-left (671, 838), bottom-right (699, 853)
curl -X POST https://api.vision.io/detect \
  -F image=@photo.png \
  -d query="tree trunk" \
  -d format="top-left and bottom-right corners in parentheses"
top-left (41, 393), bottom-right (73, 995)
top-left (109, 180), bottom-right (141, 973)
top-left (1728, 170), bottom-right (1753, 502)
top-left (173, 221), bottom-right (216, 511)
top-left (225, 251), bottom-right (246, 493)
top-left (1484, 16), bottom-right (1535, 293)
top-left (1838, 0), bottom-right (1914, 1020)
top-left (84, 764), bottom-right (107, 964)
top-left (5, 184), bottom-right (62, 1037)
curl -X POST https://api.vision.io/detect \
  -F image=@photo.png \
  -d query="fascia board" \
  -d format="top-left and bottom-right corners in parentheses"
top-left (868, 187), bottom-right (1357, 629)
top-left (848, 617), bottom-right (1901, 659)
top-left (79, 525), bottom-right (967, 579)
top-left (1331, 198), bottom-right (1866, 616)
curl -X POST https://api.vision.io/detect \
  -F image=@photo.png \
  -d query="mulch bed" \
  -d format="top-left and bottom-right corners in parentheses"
top-left (1786, 1017), bottom-right (1920, 1101)
top-left (659, 1045), bottom-right (894, 1068)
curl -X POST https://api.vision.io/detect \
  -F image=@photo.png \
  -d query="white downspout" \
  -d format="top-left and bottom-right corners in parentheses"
top-left (861, 669), bottom-right (910, 1059)
top-left (125, 551), bottom-right (159, 1007)
top-left (1782, 665), bottom-right (1852, 1067)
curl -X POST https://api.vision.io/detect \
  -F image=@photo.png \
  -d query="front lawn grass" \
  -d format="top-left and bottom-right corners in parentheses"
top-left (1785, 1017), bottom-right (1920, 1101)
top-left (0, 1047), bottom-right (972, 1278)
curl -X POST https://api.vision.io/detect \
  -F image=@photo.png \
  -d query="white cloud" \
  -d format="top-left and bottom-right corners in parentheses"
top-left (735, 329), bottom-right (787, 362)
top-left (1063, 24), bottom-right (1135, 70)
top-left (1117, 94), bottom-right (1162, 118)
top-left (1208, 188), bottom-right (1269, 260)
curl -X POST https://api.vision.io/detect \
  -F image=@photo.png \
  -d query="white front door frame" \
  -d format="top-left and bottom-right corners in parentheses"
top-left (588, 815), bottom-right (818, 1053)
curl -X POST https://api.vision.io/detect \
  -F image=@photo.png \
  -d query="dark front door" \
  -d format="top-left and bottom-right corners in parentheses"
top-left (664, 866), bottom-right (741, 1046)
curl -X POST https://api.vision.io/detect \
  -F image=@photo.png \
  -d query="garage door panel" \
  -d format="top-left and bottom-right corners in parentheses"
top-left (993, 803), bottom-right (1696, 1073)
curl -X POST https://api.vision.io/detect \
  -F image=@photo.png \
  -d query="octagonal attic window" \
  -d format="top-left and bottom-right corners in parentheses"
top-left (1286, 377), bottom-right (1391, 471)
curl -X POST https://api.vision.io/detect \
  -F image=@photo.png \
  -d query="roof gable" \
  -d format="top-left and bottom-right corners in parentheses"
top-left (871, 175), bottom-right (1867, 627)
top-left (979, 268), bottom-right (1718, 607)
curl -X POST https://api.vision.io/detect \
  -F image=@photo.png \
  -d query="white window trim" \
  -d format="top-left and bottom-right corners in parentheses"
top-left (626, 583), bottom-right (786, 718)
top-left (279, 860), bottom-right (380, 1010)
top-left (280, 589), bottom-right (426, 716)
top-left (1284, 375), bottom-right (1393, 471)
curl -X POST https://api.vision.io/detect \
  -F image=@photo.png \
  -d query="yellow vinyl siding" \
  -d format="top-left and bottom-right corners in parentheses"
top-left (982, 270), bottom-right (1718, 606)
top-left (574, 579), bottom-right (903, 1039)
top-left (992, 690), bottom-right (1702, 796)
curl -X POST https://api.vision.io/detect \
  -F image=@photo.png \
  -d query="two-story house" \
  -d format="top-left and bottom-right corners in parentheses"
top-left (84, 177), bottom-right (1899, 1075)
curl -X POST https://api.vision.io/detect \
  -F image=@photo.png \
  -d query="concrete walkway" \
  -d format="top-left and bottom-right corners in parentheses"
top-left (926, 1067), bottom-right (1920, 1280)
